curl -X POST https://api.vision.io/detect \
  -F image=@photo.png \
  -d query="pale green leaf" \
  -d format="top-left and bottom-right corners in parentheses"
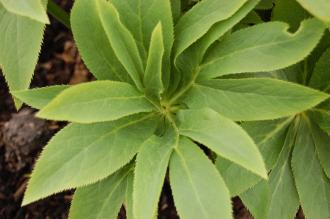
top-left (170, 138), bottom-right (231, 219)
top-left (178, 108), bottom-right (267, 179)
top-left (240, 180), bottom-right (270, 219)
top-left (96, 0), bottom-right (144, 90)
top-left (134, 121), bottom-right (177, 219)
top-left (309, 46), bottom-right (330, 92)
top-left (311, 122), bottom-right (330, 178)
top-left (184, 78), bottom-right (329, 121)
top-left (272, 0), bottom-right (309, 31)
top-left (124, 173), bottom-right (134, 219)
top-left (173, 0), bottom-right (248, 60)
top-left (69, 166), bottom-right (132, 219)
top-left (71, 0), bottom-right (130, 81)
top-left (256, 0), bottom-right (274, 9)
top-left (144, 23), bottom-right (164, 101)
top-left (197, 18), bottom-right (326, 80)
top-left (0, 4), bottom-right (45, 108)
top-left (309, 109), bottom-right (330, 135)
top-left (0, 0), bottom-right (49, 23)
top-left (174, 0), bottom-right (259, 84)
top-left (12, 85), bottom-right (69, 109)
top-left (22, 114), bottom-right (157, 205)
top-left (292, 117), bottom-right (330, 219)
top-left (264, 125), bottom-right (300, 219)
top-left (216, 118), bottom-right (291, 196)
top-left (37, 81), bottom-right (154, 123)
top-left (296, 0), bottom-right (330, 23)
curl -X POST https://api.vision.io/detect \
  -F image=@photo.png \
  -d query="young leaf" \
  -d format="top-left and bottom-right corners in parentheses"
top-left (69, 166), bottom-right (132, 219)
top-left (12, 85), bottom-right (70, 109)
top-left (170, 138), bottom-right (231, 219)
top-left (309, 46), bottom-right (330, 92)
top-left (96, 0), bottom-right (144, 91)
top-left (0, 4), bottom-right (45, 107)
top-left (178, 108), bottom-right (267, 179)
top-left (184, 78), bottom-right (329, 121)
top-left (292, 117), bottom-right (330, 219)
top-left (0, 0), bottom-right (49, 24)
top-left (111, 0), bottom-right (174, 87)
top-left (144, 23), bottom-right (164, 101)
top-left (22, 114), bottom-right (157, 205)
top-left (37, 81), bottom-right (154, 123)
top-left (71, 0), bottom-right (130, 82)
top-left (197, 18), bottom-right (326, 80)
top-left (124, 174), bottom-right (134, 219)
top-left (133, 122), bottom-right (177, 219)
top-left (296, 0), bottom-right (330, 23)
top-left (240, 180), bottom-right (270, 219)
top-left (173, 0), bottom-right (247, 60)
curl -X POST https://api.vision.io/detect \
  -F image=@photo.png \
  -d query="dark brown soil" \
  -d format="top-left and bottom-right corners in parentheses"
top-left (0, 1), bottom-right (302, 219)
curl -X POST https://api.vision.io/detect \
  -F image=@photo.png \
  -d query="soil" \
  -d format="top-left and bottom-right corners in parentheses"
top-left (0, 1), bottom-right (304, 219)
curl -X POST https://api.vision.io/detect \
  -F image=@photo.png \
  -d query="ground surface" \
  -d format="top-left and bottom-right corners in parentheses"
top-left (0, 1), bottom-right (305, 218)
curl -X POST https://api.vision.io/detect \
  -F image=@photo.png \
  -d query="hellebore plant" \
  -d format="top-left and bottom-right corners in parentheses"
top-left (10, 0), bottom-right (330, 219)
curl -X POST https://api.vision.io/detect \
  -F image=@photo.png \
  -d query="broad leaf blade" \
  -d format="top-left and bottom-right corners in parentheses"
top-left (144, 23), bottom-right (164, 100)
top-left (0, 0), bottom-right (49, 23)
top-left (178, 108), bottom-right (267, 179)
top-left (170, 138), bottom-right (231, 219)
top-left (296, 0), bottom-right (330, 23)
top-left (0, 4), bottom-right (45, 108)
top-left (124, 173), bottom-right (134, 219)
top-left (37, 81), bottom-right (154, 123)
top-left (309, 109), bottom-right (330, 135)
top-left (96, 0), bottom-right (144, 91)
top-left (134, 122), bottom-right (177, 219)
top-left (292, 117), bottom-right (330, 219)
top-left (184, 78), bottom-right (329, 121)
top-left (71, 0), bottom-right (130, 81)
top-left (197, 18), bottom-right (326, 80)
top-left (173, 0), bottom-right (247, 60)
top-left (12, 85), bottom-right (69, 109)
top-left (22, 114), bottom-right (157, 205)
top-left (69, 166), bottom-right (132, 219)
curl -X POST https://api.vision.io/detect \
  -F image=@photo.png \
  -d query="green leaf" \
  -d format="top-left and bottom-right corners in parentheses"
top-left (296, 0), bottom-right (330, 23)
top-left (256, 0), bottom-right (274, 9)
top-left (37, 81), bottom-right (154, 123)
top-left (0, 4), bottom-right (45, 108)
top-left (240, 180), bottom-right (270, 219)
top-left (184, 78), bottom-right (329, 121)
top-left (216, 118), bottom-right (291, 196)
top-left (134, 121), bottom-right (177, 219)
top-left (169, 138), bottom-right (231, 219)
top-left (292, 117), bottom-right (330, 219)
top-left (22, 113), bottom-right (157, 205)
top-left (171, 0), bottom-right (181, 23)
top-left (144, 23), bottom-right (164, 101)
top-left (309, 109), bottom-right (330, 135)
top-left (309, 46), bottom-right (330, 92)
top-left (12, 85), bottom-right (70, 110)
top-left (272, 0), bottom-right (309, 31)
top-left (262, 124), bottom-right (300, 219)
top-left (173, 0), bottom-right (248, 60)
top-left (124, 173), bottom-right (134, 219)
top-left (111, 0), bottom-right (174, 88)
top-left (69, 166), bottom-right (132, 219)
top-left (174, 0), bottom-right (259, 84)
top-left (0, 0), bottom-right (49, 23)
top-left (71, 0), bottom-right (130, 81)
top-left (310, 122), bottom-right (330, 178)
top-left (96, 0), bottom-right (144, 91)
top-left (178, 108), bottom-right (267, 179)
top-left (197, 18), bottom-right (326, 80)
